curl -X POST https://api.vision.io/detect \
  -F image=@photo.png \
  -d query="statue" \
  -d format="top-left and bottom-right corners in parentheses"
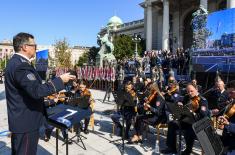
top-left (96, 29), bottom-right (116, 67)
top-left (191, 5), bottom-right (211, 50)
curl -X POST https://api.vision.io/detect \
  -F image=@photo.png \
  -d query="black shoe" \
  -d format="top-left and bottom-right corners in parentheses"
top-left (44, 136), bottom-right (50, 142)
top-left (160, 147), bottom-right (177, 154)
top-left (84, 129), bottom-right (89, 134)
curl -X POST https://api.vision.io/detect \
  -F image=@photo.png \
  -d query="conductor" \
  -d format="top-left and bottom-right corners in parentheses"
top-left (5, 32), bottom-right (76, 155)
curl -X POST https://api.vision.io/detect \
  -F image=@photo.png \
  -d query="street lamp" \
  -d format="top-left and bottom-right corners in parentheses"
top-left (132, 34), bottom-right (141, 59)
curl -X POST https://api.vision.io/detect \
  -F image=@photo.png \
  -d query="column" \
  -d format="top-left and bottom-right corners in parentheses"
top-left (200, 0), bottom-right (208, 10)
top-left (209, 1), bottom-right (217, 13)
top-left (173, 11), bottom-right (180, 52)
top-left (146, 0), bottom-right (152, 51)
top-left (162, 0), bottom-right (169, 50)
top-left (179, 26), bottom-right (184, 48)
top-left (227, 0), bottom-right (235, 8)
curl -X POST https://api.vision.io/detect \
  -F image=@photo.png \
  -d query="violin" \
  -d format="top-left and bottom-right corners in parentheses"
top-left (189, 95), bottom-right (200, 112)
top-left (47, 92), bottom-right (67, 103)
top-left (81, 88), bottom-right (91, 97)
top-left (144, 90), bottom-right (158, 110)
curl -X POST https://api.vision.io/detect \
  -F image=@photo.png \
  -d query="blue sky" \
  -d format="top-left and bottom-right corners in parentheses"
top-left (207, 8), bottom-right (235, 40)
top-left (0, 0), bottom-right (143, 47)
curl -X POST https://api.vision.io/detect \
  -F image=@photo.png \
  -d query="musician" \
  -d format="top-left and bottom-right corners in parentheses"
top-left (218, 80), bottom-right (235, 154)
top-left (210, 80), bottom-right (229, 116)
top-left (161, 83), bottom-right (209, 155)
top-left (128, 83), bottom-right (167, 144)
top-left (74, 81), bottom-right (94, 135)
top-left (110, 82), bottom-right (137, 139)
top-left (163, 76), bottom-right (180, 103)
top-left (132, 76), bottom-right (144, 93)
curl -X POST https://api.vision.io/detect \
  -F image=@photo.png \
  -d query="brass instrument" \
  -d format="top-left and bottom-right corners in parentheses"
top-left (167, 85), bottom-right (178, 96)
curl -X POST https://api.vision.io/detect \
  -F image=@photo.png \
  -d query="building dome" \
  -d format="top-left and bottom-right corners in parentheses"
top-left (107, 16), bottom-right (123, 27)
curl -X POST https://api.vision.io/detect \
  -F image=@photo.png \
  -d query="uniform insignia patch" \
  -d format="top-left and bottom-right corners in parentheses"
top-left (156, 101), bottom-right (161, 106)
top-left (27, 73), bottom-right (36, 80)
top-left (201, 106), bottom-right (206, 111)
top-left (20, 58), bottom-right (28, 63)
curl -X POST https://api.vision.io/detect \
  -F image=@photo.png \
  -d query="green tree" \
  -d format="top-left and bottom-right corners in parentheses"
top-left (113, 34), bottom-right (145, 60)
top-left (88, 46), bottom-right (99, 65)
top-left (77, 52), bottom-right (88, 66)
top-left (0, 55), bottom-right (10, 69)
top-left (113, 35), bottom-right (133, 60)
top-left (54, 38), bottom-right (72, 67)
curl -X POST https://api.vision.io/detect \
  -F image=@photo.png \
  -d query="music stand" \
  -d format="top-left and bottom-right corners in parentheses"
top-left (46, 104), bottom-right (78, 155)
top-left (109, 90), bottom-right (129, 155)
top-left (64, 97), bottom-right (90, 150)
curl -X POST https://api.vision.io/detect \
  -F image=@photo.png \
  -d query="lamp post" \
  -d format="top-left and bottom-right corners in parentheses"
top-left (132, 34), bottom-right (141, 59)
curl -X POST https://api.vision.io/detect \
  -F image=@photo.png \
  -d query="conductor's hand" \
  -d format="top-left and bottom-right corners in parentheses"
top-left (59, 73), bottom-right (76, 83)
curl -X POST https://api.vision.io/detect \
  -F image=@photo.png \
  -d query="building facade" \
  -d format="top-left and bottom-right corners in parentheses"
top-left (0, 41), bottom-right (89, 67)
top-left (0, 40), bottom-right (14, 59)
top-left (141, 0), bottom-right (235, 51)
top-left (99, 16), bottom-right (145, 41)
top-left (99, 0), bottom-right (235, 53)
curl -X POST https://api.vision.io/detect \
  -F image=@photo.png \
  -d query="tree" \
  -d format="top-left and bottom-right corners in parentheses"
top-left (113, 35), bottom-right (133, 60)
top-left (88, 46), bottom-right (99, 65)
top-left (113, 34), bottom-right (145, 60)
top-left (77, 52), bottom-right (88, 66)
top-left (0, 55), bottom-right (10, 69)
top-left (54, 38), bottom-right (72, 67)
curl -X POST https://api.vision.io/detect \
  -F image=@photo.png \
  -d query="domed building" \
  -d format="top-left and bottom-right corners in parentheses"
top-left (99, 15), bottom-right (144, 41)
top-left (107, 16), bottom-right (123, 29)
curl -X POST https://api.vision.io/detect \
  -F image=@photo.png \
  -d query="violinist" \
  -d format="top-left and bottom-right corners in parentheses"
top-left (128, 83), bottom-right (166, 144)
top-left (218, 80), bottom-right (235, 154)
top-left (74, 81), bottom-right (93, 135)
top-left (161, 83), bottom-right (209, 155)
top-left (162, 76), bottom-right (180, 103)
top-left (110, 82), bottom-right (137, 139)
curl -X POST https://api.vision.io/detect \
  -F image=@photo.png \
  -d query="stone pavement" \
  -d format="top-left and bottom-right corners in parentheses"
top-left (0, 83), bottom-right (202, 155)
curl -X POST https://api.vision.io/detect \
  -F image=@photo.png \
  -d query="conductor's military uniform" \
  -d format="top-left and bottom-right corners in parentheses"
top-left (5, 53), bottom-right (65, 155)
